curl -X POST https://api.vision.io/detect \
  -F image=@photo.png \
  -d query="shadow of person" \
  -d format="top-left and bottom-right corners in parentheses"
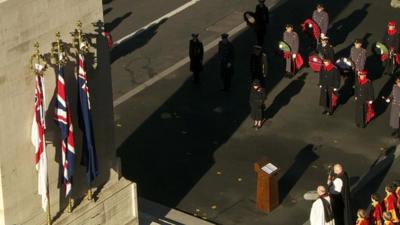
top-left (110, 18), bottom-right (167, 63)
top-left (329, 3), bottom-right (371, 46)
top-left (278, 144), bottom-right (319, 203)
top-left (116, 0), bottom-right (352, 215)
top-left (103, 7), bottom-right (113, 16)
top-left (351, 146), bottom-right (396, 209)
top-left (373, 75), bottom-right (396, 120)
top-left (264, 72), bottom-right (308, 120)
top-left (105, 12), bottom-right (132, 33)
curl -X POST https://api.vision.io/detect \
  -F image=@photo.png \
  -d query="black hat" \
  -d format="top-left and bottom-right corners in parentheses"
top-left (258, 0), bottom-right (265, 2)
top-left (354, 38), bottom-right (362, 44)
top-left (192, 33), bottom-right (199, 38)
top-left (221, 33), bottom-right (229, 39)
top-left (317, 3), bottom-right (324, 8)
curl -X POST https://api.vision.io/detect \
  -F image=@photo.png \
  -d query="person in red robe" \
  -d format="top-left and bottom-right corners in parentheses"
top-left (355, 209), bottom-right (369, 225)
top-left (370, 194), bottom-right (383, 225)
top-left (392, 180), bottom-right (400, 209)
top-left (383, 211), bottom-right (395, 225)
top-left (384, 185), bottom-right (400, 223)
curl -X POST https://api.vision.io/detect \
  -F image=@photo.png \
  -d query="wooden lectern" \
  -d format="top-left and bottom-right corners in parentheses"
top-left (254, 159), bottom-right (279, 213)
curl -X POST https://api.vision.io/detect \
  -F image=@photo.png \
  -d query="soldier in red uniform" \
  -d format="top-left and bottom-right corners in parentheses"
top-left (370, 194), bottom-right (383, 225)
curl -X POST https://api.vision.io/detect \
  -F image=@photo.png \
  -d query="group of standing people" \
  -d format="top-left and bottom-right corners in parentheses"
top-left (188, 1), bottom-right (400, 132)
top-left (310, 164), bottom-right (400, 225)
top-left (309, 164), bottom-right (400, 225)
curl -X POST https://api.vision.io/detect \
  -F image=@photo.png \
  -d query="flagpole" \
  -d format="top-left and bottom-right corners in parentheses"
top-left (47, 184), bottom-right (52, 225)
top-left (74, 21), bottom-right (94, 203)
top-left (30, 42), bottom-right (52, 225)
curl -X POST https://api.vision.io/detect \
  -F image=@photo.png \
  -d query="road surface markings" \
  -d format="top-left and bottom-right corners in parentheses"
top-left (114, 0), bottom-right (201, 45)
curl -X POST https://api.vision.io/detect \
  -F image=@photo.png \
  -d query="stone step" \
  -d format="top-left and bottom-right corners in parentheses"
top-left (138, 198), bottom-right (215, 225)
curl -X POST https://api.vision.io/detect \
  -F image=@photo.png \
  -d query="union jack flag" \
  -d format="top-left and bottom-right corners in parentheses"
top-left (55, 65), bottom-right (75, 198)
top-left (78, 54), bottom-right (98, 184)
top-left (31, 74), bottom-right (48, 211)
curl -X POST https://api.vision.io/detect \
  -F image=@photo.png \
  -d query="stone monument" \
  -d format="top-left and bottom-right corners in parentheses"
top-left (0, 0), bottom-right (138, 224)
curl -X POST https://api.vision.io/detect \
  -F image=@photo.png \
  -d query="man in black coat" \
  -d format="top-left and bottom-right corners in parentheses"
top-left (254, 0), bottom-right (269, 46)
top-left (189, 33), bottom-right (204, 83)
top-left (354, 70), bottom-right (374, 128)
top-left (383, 21), bottom-right (399, 75)
top-left (319, 58), bottom-right (341, 115)
top-left (250, 45), bottom-right (268, 85)
top-left (317, 36), bottom-right (335, 62)
top-left (327, 164), bottom-right (353, 225)
top-left (218, 33), bottom-right (234, 91)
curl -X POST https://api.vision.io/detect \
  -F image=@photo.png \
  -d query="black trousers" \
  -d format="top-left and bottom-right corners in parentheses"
top-left (255, 30), bottom-right (266, 46)
top-left (331, 194), bottom-right (345, 225)
top-left (220, 67), bottom-right (233, 90)
top-left (355, 100), bottom-right (367, 127)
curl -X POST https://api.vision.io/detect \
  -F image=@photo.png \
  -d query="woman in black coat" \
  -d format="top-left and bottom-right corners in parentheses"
top-left (249, 79), bottom-right (266, 129)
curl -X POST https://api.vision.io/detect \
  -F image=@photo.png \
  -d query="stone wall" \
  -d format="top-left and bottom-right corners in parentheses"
top-left (0, 0), bottom-right (134, 224)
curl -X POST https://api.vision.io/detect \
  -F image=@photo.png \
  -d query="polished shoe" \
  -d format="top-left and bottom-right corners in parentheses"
top-left (322, 110), bottom-right (328, 115)
top-left (327, 112), bottom-right (333, 116)
top-left (391, 131), bottom-right (398, 137)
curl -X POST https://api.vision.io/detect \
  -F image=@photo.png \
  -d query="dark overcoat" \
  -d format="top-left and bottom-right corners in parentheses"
top-left (319, 66), bottom-right (340, 108)
top-left (317, 44), bottom-right (335, 61)
top-left (250, 87), bottom-right (266, 120)
top-left (389, 85), bottom-right (400, 128)
top-left (354, 79), bottom-right (374, 126)
top-left (350, 47), bottom-right (367, 72)
top-left (189, 40), bottom-right (204, 72)
top-left (312, 10), bottom-right (329, 35)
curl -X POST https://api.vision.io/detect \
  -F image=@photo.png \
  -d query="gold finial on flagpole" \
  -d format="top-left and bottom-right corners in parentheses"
top-left (73, 21), bottom-right (89, 54)
top-left (30, 42), bottom-right (47, 75)
top-left (50, 32), bottom-right (68, 66)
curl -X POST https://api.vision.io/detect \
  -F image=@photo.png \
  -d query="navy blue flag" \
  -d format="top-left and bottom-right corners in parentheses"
top-left (78, 54), bottom-right (98, 184)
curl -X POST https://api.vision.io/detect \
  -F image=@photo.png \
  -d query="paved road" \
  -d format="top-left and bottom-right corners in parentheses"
top-left (108, 0), bottom-right (400, 224)
top-left (104, 0), bottom-right (273, 99)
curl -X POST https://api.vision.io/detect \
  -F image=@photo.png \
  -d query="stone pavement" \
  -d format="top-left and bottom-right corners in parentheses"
top-left (110, 0), bottom-right (400, 224)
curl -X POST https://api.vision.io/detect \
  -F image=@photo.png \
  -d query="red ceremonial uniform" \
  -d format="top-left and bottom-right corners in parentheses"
top-left (370, 203), bottom-right (383, 225)
top-left (356, 218), bottom-right (369, 225)
top-left (384, 193), bottom-right (399, 223)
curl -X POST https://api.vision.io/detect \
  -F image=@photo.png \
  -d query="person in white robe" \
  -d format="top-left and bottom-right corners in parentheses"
top-left (310, 186), bottom-right (335, 225)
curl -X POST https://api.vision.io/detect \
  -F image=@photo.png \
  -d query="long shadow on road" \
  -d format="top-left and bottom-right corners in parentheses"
top-left (116, 0), bottom-right (353, 219)
top-left (110, 18), bottom-right (167, 63)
